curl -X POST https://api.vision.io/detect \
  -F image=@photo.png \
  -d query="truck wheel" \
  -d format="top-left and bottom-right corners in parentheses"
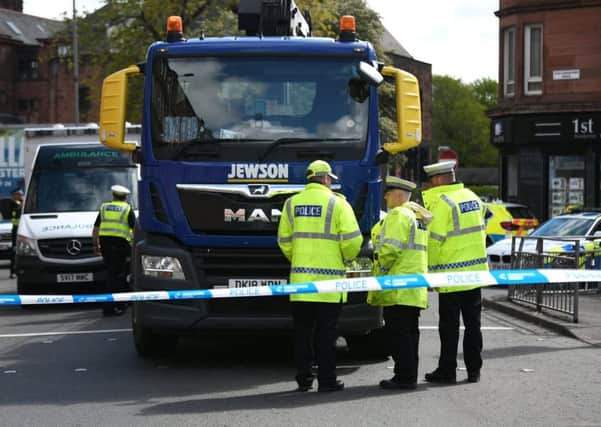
top-left (16, 277), bottom-right (27, 295)
top-left (132, 308), bottom-right (178, 358)
top-left (345, 328), bottom-right (389, 360)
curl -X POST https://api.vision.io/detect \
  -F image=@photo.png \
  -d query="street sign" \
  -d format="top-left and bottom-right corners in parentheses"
top-left (438, 147), bottom-right (458, 171)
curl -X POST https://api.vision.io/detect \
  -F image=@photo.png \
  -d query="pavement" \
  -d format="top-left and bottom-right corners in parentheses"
top-left (482, 286), bottom-right (601, 347)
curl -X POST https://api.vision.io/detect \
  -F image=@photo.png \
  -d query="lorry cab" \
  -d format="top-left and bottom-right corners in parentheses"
top-left (15, 135), bottom-right (139, 295)
top-left (97, 2), bottom-right (423, 357)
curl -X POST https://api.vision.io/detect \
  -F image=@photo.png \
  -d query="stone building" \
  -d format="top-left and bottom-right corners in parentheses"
top-left (488, 0), bottom-right (601, 220)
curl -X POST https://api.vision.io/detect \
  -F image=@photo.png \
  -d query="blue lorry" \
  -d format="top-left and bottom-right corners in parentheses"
top-left (98, 0), bottom-right (422, 357)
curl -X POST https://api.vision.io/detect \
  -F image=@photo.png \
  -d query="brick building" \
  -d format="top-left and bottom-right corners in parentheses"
top-left (488, 0), bottom-right (601, 220)
top-left (0, 1), bottom-right (93, 124)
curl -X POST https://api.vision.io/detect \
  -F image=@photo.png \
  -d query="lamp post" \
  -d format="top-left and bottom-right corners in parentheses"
top-left (72, 0), bottom-right (80, 124)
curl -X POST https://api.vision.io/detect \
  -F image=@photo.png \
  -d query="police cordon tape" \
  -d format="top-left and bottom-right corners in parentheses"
top-left (2, 269), bottom-right (601, 306)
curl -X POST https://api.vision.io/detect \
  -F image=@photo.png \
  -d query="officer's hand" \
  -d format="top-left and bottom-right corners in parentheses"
top-left (94, 244), bottom-right (101, 256)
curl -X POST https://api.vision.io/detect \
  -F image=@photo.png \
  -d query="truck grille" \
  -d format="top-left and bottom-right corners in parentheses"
top-left (187, 246), bottom-right (367, 315)
top-left (189, 246), bottom-right (290, 315)
top-left (38, 238), bottom-right (95, 259)
top-left (0, 233), bottom-right (11, 241)
top-left (178, 189), bottom-right (290, 235)
top-left (189, 246), bottom-right (290, 288)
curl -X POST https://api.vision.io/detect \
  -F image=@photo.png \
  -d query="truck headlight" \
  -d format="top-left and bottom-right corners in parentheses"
top-left (141, 255), bottom-right (185, 280)
top-left (16, 235), bottom-right (36, 256)
top-left (345, 257), bottom-right (373, 278)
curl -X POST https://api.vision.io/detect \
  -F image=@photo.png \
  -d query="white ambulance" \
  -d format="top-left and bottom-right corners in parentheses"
top-left (15, 125), bottom-right (139, 294)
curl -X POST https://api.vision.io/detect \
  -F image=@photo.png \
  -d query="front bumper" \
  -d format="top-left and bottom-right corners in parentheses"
top-left (16, 255), bottom-right (107, 294)
top-left (133, 233), bottom-right (382, 335)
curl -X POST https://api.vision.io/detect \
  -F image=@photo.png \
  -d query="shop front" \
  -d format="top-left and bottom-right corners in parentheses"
top-left (491, 113), bottom-right (601, 221)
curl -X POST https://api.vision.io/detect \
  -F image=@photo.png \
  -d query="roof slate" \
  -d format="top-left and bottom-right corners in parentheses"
top-left (0, 8), bottom-right (62, 46)
top-left (381, 26), bottom-right (412, 59)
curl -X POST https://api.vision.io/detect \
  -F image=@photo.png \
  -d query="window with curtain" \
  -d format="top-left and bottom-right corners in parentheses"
top-left (524, 24), bottom-right (543, 95)
top-left (503, 27), bottom-right (515, 97)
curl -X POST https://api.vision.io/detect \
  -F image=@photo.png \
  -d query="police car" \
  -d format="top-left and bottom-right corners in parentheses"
top-left (484, 201), bottom-right (538, 246)
top-left (487, 210), bottom-right (601, 269)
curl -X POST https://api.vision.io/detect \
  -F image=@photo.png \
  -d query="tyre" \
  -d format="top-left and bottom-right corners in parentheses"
top-left (16, 277), bottom-right (29, 295)
top-left (132, 305), bottom-right (178, 358)
top-left (345, 328), bottom-right (389, 360)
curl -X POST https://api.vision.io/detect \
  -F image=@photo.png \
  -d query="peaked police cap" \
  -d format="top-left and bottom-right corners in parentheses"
top-left (306, 160), bottom-right (338, 180)
top-left (385, 176), bottom-right (416, 192)
top-left (423, 160), bottom-right (456, 178)
top-left (111, 185), bottom-right (130, 195)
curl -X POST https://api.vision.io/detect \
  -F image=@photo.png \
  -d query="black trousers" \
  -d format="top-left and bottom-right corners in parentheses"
top-left (99, 236), bottom-right (131, 310)
top-left (384, 305), bottom-right (421, 383)
top-left (291, 301), bottom-right (342, 384)
top-left (437, 287), bottom-right (483, 374)
top-left (10, 225), bottom-right (17, 275)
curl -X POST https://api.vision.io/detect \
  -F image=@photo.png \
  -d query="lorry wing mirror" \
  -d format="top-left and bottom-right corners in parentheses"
top-left (380, 66), bottom-right (422, 154)
top-left (99, 65), bottom-right (141, 152)
top-left (374, 149), bottom-right (389, 165)
top-left (357, 61), bottom-right (383, 87)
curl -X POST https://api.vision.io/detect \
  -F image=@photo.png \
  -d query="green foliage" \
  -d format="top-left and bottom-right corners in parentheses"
top-left (70, 0), bottom-right (388, 124)
top-left (432, 75), bottom-right (498, 167)
top-left (469, 78), bottom-right (498, 110)
top-left (471, 185), bottom-right (499, 200)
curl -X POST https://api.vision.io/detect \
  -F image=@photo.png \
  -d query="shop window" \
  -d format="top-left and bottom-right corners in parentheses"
top-left (506, 155), bottom-right (518, 197)
top-left (524, 24), bottom-right (543, 95)
top-left (503, 27), bottom-right (515, 97)
top-left (549, 156), bottom-right (584, 217)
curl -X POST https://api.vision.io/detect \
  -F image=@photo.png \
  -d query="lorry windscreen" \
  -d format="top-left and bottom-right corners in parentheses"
top-left (151, 55), bottom-right (369, 161)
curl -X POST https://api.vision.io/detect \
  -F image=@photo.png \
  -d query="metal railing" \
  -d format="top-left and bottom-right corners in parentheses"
top-left (508, 236), bottom-right (601, 323)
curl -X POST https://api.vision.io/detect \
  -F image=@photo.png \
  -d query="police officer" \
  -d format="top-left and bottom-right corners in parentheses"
top-left (277, 160), bottom-right (362, 392)
top-left (9, 189), bottom-right (23, 279)
top-left (92, 185), bottom-right (135, 316)
top-left (421, 161), bottom-right (487, 384)
top-left (368, 177), bottom-right (430, 390)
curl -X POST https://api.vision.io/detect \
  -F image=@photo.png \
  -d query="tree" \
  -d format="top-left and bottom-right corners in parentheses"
top-left (432, 75), bottom-right (497, 167)
top-left (470, 78), bottom-right (498, 111)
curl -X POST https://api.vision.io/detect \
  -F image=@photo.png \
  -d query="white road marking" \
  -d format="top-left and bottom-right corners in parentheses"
top-left (420, 326), bottom-right (513, 331)
top-left (0, 326), bottom-right (513, 339)
top-left (0, 328), bottom-right (132, 338)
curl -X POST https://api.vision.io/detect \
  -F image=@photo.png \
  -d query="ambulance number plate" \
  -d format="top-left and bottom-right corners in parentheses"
top-left (57, 273), bottom-right (93, 283)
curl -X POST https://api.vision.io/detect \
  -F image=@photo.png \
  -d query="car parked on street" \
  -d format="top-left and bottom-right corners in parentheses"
top-left (0, 219), bottom-right (12, 260)
top-left (487, 209), bottom-right (601, 269)
top-left (485, 201), bottom-right (538, 246)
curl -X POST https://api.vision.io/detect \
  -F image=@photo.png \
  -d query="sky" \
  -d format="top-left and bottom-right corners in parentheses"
top-left (22, 0), bottom-right (499, 83)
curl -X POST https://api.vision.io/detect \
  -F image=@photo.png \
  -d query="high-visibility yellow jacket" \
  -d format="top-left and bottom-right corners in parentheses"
top-left (370, 218), bottom-right (385, 277)
top-left (367, 203), bottom-right (428, 308)
top-left (98, 201), bottom-right (133, 244)
top-left (11, 200), bottom-right (21, 226)
top-left (422, 183), bottom-right (488, 293)
top-left (277, 182), bottom-right (362, 303)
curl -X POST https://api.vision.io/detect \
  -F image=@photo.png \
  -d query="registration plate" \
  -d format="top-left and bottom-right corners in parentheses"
top-left (57, 273), bottom-right (93, 283)
top-left (228, 278), bottom-right (287, 288)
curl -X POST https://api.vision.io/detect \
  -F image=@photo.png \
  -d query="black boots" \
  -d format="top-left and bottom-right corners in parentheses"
top-left (424, 369), bottom-right (457, 384)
